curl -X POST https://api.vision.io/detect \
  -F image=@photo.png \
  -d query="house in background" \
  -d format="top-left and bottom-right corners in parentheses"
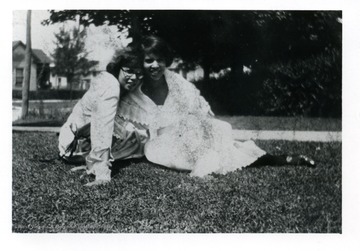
top-left (13, 40), bottom-right (99, 92)
top-left (76, 62), bottom-right (101, 90)
top-left (49, 73), bottom-right (68, 90)
top-left (12, 41), bottom-right (52, 91)
top-left (168, 58), bottom-right (205, 82)
top-left (50, 61), bottom-right (101, 91)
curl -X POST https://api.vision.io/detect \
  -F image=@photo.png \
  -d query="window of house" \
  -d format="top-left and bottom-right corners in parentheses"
top-left (81, 79), bottom-right (91, 90)
top-left (15, 68), bottom-right (24, 86)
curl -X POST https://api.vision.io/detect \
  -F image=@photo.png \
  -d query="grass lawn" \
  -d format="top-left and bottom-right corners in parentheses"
top-left (12, 131), bottom-right (341, 233)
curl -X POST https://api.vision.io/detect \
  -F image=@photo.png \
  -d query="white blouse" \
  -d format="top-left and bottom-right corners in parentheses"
top-left (114, 69), bottom-right (213, 140)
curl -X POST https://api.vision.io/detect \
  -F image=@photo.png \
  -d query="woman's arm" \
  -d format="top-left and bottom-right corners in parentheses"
top-left (85, 72), bottom-right (121, 183)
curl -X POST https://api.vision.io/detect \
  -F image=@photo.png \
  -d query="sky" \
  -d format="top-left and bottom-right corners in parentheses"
top-left (12, 10), bottom-right (131, 69)
top-left (13, 10), bottom-right (56, 55)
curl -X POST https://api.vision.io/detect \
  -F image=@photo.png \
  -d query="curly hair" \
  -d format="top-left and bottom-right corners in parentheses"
top-left (141, 35), bottom-right (174, 67)
top-left (106, 44), bottom-right (144, 78)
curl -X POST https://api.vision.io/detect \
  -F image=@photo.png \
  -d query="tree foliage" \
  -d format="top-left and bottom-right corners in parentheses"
top-left (44, 10), bottom-right (342, 117)
top-left (249, 11), bottom-right (342, 117)
top-left (44, 10), bottom-right (256, 77)
top-left (44, 10), bottom-right (340, 71)
top-left (51, 26), bottom-right (97, 92)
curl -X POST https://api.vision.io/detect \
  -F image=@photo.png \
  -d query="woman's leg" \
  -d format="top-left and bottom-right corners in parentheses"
top-left (247, 154), bottom-right (315, 168)
top-left (59, 123), bottom-right (91, 165)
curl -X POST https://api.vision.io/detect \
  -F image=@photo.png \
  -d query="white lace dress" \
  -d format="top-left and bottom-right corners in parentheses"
top-left (114, 70), bottom-right (266, 177)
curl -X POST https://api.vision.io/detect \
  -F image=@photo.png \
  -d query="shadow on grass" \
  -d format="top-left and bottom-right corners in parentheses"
top-left (111, 157), bottom-right (191, 178)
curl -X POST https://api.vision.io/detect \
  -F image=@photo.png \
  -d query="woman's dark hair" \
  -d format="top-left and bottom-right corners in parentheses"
top-left (106, 44), bottom-right (144, 78)
top-left (141, 35), bottom-right (174, 67)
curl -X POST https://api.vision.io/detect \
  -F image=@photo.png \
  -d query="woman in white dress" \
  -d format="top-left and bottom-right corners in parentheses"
top-left (113, 35), bottom-right (315, 178)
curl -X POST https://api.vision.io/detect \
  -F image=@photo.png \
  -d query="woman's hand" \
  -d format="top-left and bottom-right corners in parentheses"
top-left (70, 165), bottom-right (87, 172)
top-left (70, 165), bottom-right (111, 187)
top-left (84, 179), bottom-right (110, 187)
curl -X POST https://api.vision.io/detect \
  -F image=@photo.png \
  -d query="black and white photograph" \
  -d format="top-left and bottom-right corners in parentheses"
top-left (3, 0), bottom-right (360, 250)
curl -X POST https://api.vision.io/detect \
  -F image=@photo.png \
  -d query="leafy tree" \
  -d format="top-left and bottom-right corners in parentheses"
top-left (44, 10), bottom-right (340, 77)
top-left (44, 10), bottom-right (342, 117)
top-left (51, 25), bottom-right (97, 98)
top-left (43, 10), bottom-right (257, 80)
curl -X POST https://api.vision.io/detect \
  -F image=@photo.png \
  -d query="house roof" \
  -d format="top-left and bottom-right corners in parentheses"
top-left (32, 49), bottom-right (52, 64)
top-left (13, 40), bottom-right (52, 64)
top-left (12, 41), bottom-right (22, 48)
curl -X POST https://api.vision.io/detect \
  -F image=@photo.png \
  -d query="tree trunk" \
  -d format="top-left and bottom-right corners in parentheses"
top-left (21, 10), bottom-right (32, 119)
top-left (130, 13), bottom-right (141, 42)
top-left (202, 61), bottom-right (210, 82)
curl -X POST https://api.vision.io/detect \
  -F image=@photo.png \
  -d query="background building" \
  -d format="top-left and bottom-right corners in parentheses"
top-left (12, 40), bottom-right (52, 91)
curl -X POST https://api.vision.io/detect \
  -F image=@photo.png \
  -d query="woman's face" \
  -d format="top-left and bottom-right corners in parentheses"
top-left (143, 53), bottom-right (166, 81)
top-left (118, 66), bottom-right (143, 91)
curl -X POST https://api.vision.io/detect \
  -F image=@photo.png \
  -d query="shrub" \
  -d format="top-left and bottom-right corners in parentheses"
top-left (256, 49), bottom-right (341, 117)
top-left (195, 48), bottom-right (341, 118)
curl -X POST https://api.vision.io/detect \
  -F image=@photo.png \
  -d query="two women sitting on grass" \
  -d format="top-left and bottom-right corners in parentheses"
top-left (58, 35), bottom-right (315, 186)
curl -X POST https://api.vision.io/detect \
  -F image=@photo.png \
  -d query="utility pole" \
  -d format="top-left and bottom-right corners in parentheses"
top-left (21, 10), bottom-right (31, 119)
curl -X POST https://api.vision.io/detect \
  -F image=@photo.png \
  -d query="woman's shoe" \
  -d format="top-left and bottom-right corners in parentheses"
top-left (286, 155), bottom-right (316, 168)
top-left (60, 154), bottom-right (86, 165)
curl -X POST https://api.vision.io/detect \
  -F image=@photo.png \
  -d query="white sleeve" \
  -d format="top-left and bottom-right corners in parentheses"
top-left (58, 97), bottom-right (88, 157)
top-left (86, 72), bottom-right (120, 180)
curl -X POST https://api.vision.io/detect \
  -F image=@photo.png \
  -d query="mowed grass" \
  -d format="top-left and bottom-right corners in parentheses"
top-left (12, 132), bottom-right (341, 233)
